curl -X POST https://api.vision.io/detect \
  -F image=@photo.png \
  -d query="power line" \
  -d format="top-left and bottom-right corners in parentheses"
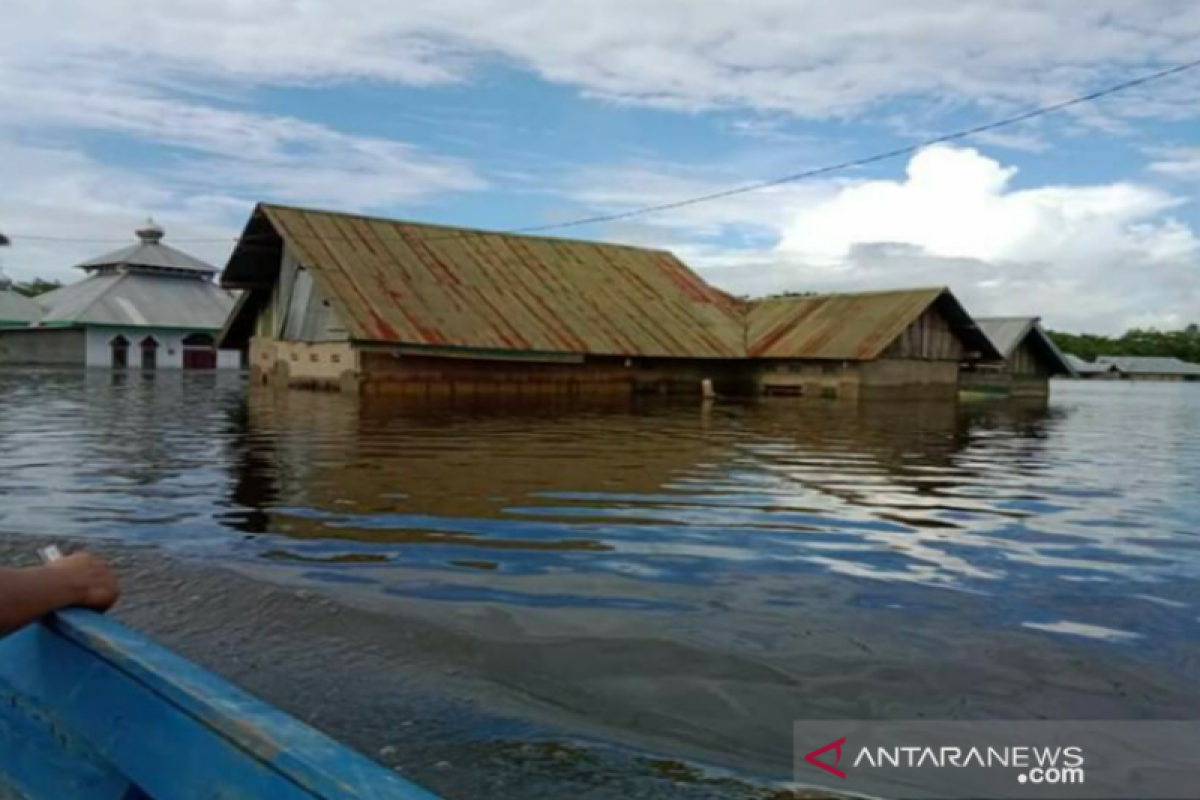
top-left (503, 55), bottom-right (1200, 236)
top-left (5, 54), bottom-right (1200, 247)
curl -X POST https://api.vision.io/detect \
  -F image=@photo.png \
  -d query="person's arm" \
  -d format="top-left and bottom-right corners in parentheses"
top-left (0, 552), bottom-right (120, 638)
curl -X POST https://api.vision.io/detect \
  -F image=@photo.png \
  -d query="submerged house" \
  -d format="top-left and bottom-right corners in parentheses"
top-left (1095, 356), bottom-right (1200, 382)
top-left (960, 316), bottom-right (1076, 397)
top-left (1064, 354), bottom-right (1119, 380)
top-left (0, 223), bottom-right (239, 369)
top-left (746, 289), bottom-right (1000, 401)
top-left (219, 204), bottom-right (999, 400)
top-left (220, 204), bottom-right (746, 396)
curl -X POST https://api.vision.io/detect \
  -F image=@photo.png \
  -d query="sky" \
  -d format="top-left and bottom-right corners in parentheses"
top-left (1, 1), bottom-right (1198, 334)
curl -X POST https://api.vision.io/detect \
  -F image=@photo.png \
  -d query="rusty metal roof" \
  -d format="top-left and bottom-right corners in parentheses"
top-left (746, 288), bottom-right (1000, 360)
top-left (224, 204), bottom-right (745, 358)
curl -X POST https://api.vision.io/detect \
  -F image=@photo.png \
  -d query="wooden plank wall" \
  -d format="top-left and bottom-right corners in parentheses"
top-left (1010, 340), bottom-right (1049, 377)
top-left (880, 306), bottom-right (964, 361)
top-left (359, 352), bottom-right (633, 399)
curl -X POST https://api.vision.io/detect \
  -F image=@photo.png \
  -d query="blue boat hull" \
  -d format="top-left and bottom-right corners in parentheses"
top-left (0, 609), bottom-right (444, 800)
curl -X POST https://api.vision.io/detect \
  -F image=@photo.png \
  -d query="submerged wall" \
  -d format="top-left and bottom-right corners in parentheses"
top-left (0, 328), bottom-right (86, 364)
top-left (251, 338), bottom-right (970, 403)
top-left (85, 327), bottom-right (241, 370)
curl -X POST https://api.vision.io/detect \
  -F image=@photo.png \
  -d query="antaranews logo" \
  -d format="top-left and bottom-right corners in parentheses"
top-left (804, 737), bottom-right (848, 780)
top-left (803, 735), bottom-right (1085, 785)
top-left (801, 738), bottom-right (849, 782)
top-left (796, 721), bottom-right (1200, 799)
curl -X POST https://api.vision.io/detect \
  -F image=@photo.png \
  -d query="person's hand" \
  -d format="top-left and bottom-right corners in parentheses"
top-left (46, 552), bottom-right (120, 612)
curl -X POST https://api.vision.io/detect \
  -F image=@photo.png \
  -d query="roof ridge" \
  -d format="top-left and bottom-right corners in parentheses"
top-left (50, 271), bottom-right (130, 326)
top-left (258, 202), bottom-right (674, 255)
top-left (754, 286), bottom-right (947, 302)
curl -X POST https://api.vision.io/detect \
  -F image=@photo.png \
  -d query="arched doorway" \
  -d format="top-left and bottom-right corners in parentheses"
top-left (140, 336), bottom-right (159, 370)
top-left (182, 332), bottom-right (218, 370)
top-left (110, 335), bottom-right (129, 369)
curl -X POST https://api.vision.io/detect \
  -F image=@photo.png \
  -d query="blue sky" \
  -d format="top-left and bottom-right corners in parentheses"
top-left (1, 1), bottom-right (1198, 333)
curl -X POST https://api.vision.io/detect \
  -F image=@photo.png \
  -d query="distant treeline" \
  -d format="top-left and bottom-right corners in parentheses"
top-left (8, 278), bottom-right (62, 298)
top-left (1048, 324), bottom-right (1200, 363)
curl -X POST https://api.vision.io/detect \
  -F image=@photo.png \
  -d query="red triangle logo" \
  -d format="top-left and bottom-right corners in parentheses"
top-left (804, 737), bottom-right (847, 779)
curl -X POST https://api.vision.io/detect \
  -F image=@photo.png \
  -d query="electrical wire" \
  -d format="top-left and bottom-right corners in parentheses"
top-left (4, 54), bottom-right (1200, 247)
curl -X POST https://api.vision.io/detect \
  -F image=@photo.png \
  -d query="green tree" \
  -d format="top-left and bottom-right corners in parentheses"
top-left (12, 278), bottom-right (62, 298)
top-left (1049, 325), bottom-right (1200, 363)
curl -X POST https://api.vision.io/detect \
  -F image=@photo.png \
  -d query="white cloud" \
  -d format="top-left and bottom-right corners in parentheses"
top-left (0, 138), bottom-right (241, 283)
top-left (1148, 148), bottom-right (1200, 180)
top-left (569, 146), bottom-right (1200, 333)
top-left (2, 1), bottom-right (1199, 335)
top-left (3, 1), bottom-right (1200, 118)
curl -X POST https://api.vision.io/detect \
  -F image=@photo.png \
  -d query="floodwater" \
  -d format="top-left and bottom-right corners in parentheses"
top-left (2, 368), bottom-right (1200, 793)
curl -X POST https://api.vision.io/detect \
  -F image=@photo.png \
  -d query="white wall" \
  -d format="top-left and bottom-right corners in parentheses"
top-left (86, 328), bottom-right (241, 369)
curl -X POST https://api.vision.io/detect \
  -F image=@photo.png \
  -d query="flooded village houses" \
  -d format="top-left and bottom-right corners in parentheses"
top-left (1092, 356), bottom-right (1200, 382)
top-left (961, 316), bottom-right (1076, 398)
top-left (747, 289), bottom-right (999, 400)
top-left (1065, 353), bottom-right (1119, 379)
top-left (219, 204), bottom-right (1002, 401)
top-left (0, 223), bottom-right (240, 369)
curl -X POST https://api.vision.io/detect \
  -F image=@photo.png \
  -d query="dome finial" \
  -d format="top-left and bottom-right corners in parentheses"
top-left (136, 217), bottom-right (164, 244)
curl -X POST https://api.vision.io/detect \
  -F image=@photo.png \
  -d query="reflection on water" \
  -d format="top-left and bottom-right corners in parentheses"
top-left (2, 369), bottom-right (1200, 774)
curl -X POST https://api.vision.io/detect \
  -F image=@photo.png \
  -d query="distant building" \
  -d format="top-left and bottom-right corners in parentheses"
top-left (1064, 354), bottom-right (1119, 379)
top-left (0, 223), bottom-right (240, 369)
top-left (220, 204), bottom-right (998, 401)
top-left (746, 289), bottom-right (1001, 401)
top-left (0, 278), bottom-right (43, 328)
top-left (960, 317), bottom-right (1075, 398)
top-left (1095, 356), bottom-right (1200, 382)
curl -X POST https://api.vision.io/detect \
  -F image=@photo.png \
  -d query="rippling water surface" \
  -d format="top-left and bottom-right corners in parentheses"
top-left (2, 368), bottom-right (1199, 777)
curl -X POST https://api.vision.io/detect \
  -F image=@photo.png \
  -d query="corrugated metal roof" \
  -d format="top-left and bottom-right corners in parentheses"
top-left (224, 204), bottom-right (746, 358)
top-left (76, 224), bottom-right (218, 274)
top-left (35, 272), bottom-right (235, 329)
top-left (977, 316), bottom-right (1074, 376)
top-left (745, 288), bottom-right (1000, 360)
top-left (1096, 356), bottom-right (1200, 376)
top-left (976, 317), bottom-right (1035, 357)
top-left (1065, 354), bottom-right (1116, 374)
top-left (0, 288), bottom-right (43, 324)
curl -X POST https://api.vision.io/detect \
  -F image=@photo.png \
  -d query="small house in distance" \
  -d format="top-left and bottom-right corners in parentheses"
top-left (960, 317), bottom-right (1075, 398)
top-left (0, 223), bottom-right (240, 369)
top-left (1064, 354), bottom-right (1119, 379)
top-left (1095, 356), bottom-right (1200, 382)
top-left (745, 289), bottom-right (1001, 401)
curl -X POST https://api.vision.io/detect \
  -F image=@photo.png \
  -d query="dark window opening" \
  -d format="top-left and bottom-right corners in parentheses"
top-left (182, 332), bottom-right (218, 370)
top-left (140, 337), bottom-right (159, 371)
top-left (110, 335), bottom-right (129, 369)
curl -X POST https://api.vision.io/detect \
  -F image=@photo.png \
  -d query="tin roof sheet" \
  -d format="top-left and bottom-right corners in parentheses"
top-left (1096, 356), bottom-right (1200, 376)
top-left (225, 204), bottom-right (746, 358)
top-left (977, 316), bottom-right (1075, 375)
top-left (745, 288), bottom-right (999, 360)
top-left (76, 242), bottom-right (218, 274)
top-left (0, 288), bottom-right (43, 324)
top-left (35, 272), bottom-right (235, 329)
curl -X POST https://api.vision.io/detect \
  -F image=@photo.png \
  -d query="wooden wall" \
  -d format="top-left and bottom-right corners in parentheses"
top-left (1009, 339), bottom-right (1050, 377)
top-left (357, 351), bottom-right (633, 399)
top-left (880, 306), bottom-right (964, 361)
